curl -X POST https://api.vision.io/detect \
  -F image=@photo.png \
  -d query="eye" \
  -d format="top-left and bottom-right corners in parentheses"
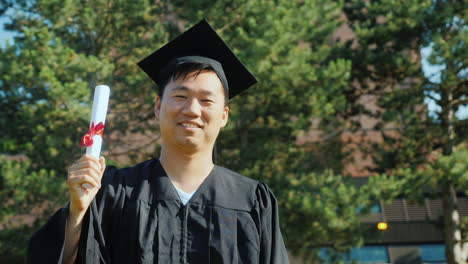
top-left (174, 95), bottom-right (187, 99)
top-left (201, 99), bottom-right (214, 103)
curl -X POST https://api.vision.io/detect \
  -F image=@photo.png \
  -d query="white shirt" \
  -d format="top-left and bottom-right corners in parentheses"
top-left (173, 185), bottom-right (197, 205)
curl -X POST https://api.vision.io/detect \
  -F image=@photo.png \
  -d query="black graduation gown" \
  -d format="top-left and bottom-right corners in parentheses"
top-left (28, 159), bottom-right (289, 263)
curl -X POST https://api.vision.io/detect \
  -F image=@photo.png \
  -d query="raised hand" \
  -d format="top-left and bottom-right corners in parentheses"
top-left (67, 154), bottom-right (106, 217)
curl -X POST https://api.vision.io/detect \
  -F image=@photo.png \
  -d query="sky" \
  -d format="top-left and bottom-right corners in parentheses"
top-left (421, 46), bottom-right (468, 119)
top-left (0, 16), bottom-right (15, 48)
top-left (0, 15), bottom-right (466, 119)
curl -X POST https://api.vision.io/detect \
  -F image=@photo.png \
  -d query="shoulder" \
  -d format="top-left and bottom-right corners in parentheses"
top-left (214, 165), bottom-right (260, 187)
top-left (100, 159), bottom-right (158, 194)
top-left (214, 166), bottom-right (274, 195)
top-left (210, 165), bottom-right (275, 211)
top-left (103, 159), bottom-right (156, 178)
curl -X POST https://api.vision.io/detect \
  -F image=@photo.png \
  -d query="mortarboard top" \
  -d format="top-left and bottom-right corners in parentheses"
top-left (137, 19), bottom-right (257, 99)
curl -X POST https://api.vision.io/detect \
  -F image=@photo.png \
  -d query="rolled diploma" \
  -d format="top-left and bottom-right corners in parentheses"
top-left (82, 85), bottom-right (109, 189)
top-left (86, 85), bottom-right (110, 158)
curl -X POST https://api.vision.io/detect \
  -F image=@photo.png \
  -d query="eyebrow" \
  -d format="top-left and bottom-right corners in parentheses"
top-left (170, 85), bottom-right (215, 96)
top-left (170, 86), bottom-right (189, 92)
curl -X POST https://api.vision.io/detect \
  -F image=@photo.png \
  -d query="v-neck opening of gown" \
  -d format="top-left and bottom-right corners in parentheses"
top-left (174, 186), bottom-right (197, 205)
top-left (156, 159), bottom-right (217, 205)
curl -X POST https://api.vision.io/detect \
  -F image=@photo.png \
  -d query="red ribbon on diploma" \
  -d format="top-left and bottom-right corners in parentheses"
top-left (80, 122), bottom-right (105, 147)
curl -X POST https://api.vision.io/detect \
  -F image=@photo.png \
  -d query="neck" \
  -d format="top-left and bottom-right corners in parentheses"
top-left (159, 144), bottom-right (214, 193)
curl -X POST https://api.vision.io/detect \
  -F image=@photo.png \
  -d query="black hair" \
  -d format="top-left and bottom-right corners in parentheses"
top-left (158, 62), bottom-right (229, 105)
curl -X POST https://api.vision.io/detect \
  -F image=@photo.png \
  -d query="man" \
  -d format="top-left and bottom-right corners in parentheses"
top-left (28, 20), bottom-right (288, 264)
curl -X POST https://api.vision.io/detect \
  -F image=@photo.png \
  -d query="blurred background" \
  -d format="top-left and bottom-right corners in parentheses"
top-left (0, 0), bottom-right (466, 263)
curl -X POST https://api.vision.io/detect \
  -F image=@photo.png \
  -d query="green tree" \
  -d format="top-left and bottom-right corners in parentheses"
top-left (0, 0), bottom-right (169, 261)
top-left (421, 1), bottom-right (468, 261)
top-left (0, 157), bottom-right (67, 263)
top-left (342, 0), bottom-right (468, 262)
top-left (0, 0), bottom-right (171, 173)
top-left (173, 1), bottom-right (376, 262)
top-left (1, 0), bottom-right (375, 262)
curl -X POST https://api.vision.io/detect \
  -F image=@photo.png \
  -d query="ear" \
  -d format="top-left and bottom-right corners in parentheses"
top-left (154, 96), bottom-right (162, 119)
top-left (220, 106), bottom-right (229, 128)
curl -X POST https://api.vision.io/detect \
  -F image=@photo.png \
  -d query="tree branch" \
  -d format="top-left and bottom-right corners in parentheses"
top-left (450, 98), bottom-right (468, 107)
top-left (454, 79), bottom-right (468, 93)
top-left (425, 93), bottom-right (441, 103)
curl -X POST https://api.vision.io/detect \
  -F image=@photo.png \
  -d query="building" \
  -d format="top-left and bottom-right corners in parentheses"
top-left (358, 189), bottom-right (468, 263)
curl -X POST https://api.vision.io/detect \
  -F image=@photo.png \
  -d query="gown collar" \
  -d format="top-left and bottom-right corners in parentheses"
top-left (150, 159), bottom-right (216, 204)
top-left (149, 159), bottom-right (256, 211)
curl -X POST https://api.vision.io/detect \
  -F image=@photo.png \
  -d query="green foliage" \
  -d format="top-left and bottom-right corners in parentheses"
top-left (342, 0), bottom-right (467, 172)
top-left (367, 147), bottom-right (468, 245)
top-left (0, 223), bottom-right (42, 264)
top-left (0, 157), bottom-right (67, 262)
top-left (172, 1), bottom-right (365, 260)
top-left (0, 15), bottom-right (114, 173)
top-left (0, 0), bottom-right (404, 262)
top-left (370, 146), bottom-right (468, 200)
top-left (342, 1), bottom-right (467, 262)
top-left (169, 0), bottom-right (351, 172)
top-left (339, 0), bottom-right (431, 117)
top-left (0, 1), bottom-right (168, 261)
top-left (342, 0), bottom-right (467, 192)
top-left (281, 171), bottom-right (368, 263)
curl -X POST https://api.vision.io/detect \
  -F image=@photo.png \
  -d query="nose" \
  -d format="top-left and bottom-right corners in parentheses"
top-left (182, 98), bottom-right (202, 117)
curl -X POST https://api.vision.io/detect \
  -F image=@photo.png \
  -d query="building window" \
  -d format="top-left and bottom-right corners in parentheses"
top-left (349, 246), bottom-right (389, 263)
top-left (370, 203), bottom-right (382, 213)
top-left (320, 246), bottom-right (389, 263)
top-left (420, 244), bottom-right (446, 263)
top-left (356, 202), bottom-right (381, 214)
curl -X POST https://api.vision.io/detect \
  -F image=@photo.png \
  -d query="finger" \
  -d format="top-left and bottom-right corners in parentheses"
top-left (69, 168), bottom-right (101, 185)
top-left (69, 166), bottom-right (101, 184)
top-left (81, 155), bottom-right (101, 168)
top-left (82, 154), bottom-right (98, 162)
top-left (88, 155), bottom-right (102, 170)
top-left (70, 160), bottom-right (102, 176)
top-left (77, 167), bottom-right (102, 184)
top-left (68, 155), bottom-right (99, 172)
top-left (68, 173), bottom-right (101, 189)
top-left (68, 170), bottom-right (101, 187)
top-left (76, 154), bottom-right (95, 164)
top-left (68, 158), bottom-right (82, 173)
top-left (99, 156), bottom-right (106, 174)
top-left (81, 183), bottom-right (94, 190)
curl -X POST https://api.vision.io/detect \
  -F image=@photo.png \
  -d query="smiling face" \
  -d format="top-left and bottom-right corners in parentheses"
top-left (155, 70), bottom-right (229, 154)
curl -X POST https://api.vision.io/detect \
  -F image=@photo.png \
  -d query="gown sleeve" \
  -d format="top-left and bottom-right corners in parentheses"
top-left (27, 205), bottom-right (69, 264)
top-left (27, 165), bottom-right (122, 264)
top-left (256, 182), bottom-right (289, 264)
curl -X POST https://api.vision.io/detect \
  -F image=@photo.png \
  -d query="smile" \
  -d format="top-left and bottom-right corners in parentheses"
top-left (179, 122), bottom-right (202, 128)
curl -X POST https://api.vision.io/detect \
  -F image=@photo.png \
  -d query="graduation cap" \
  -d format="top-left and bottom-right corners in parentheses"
top-left (137, 19), bottom-right (257, 99)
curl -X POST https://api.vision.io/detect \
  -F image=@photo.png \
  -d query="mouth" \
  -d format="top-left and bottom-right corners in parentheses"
top-left (178, 121), bottom-right (202, 129)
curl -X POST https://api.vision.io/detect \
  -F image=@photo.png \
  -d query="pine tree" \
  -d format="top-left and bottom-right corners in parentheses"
top-left (1, 0), bottom-right (375, 262)
top-left (173, 1), bottom-right (376, 262)
top-left (342, 0), bottom-right (468, 262)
